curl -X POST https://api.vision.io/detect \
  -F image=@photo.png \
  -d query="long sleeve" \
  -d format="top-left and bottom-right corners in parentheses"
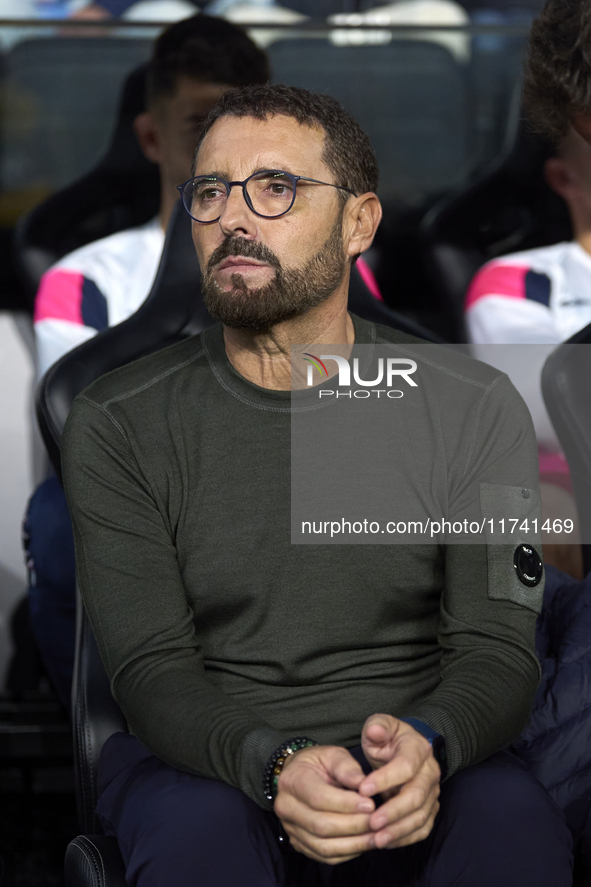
top-left (403, 374), bottom-right (544, 774)
top-left (34, 268), bottom-right (108, 377)
top-left (61, 322), bottom-right (547, 805)
top-left (465, 259), bottom-right (561, 346)
top-left (465, 261), bottom-right (562, 448)
top-left (62, 394), bottom-right (289, 809)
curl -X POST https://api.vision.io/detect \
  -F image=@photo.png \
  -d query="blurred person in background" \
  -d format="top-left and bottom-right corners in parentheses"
top-left (35, 14), bottom-right (269, 375)
top-left (465, 0), bottom-right (591, 580)
top-left (69, 0), bottom-right (310, 47)
top-left (24, 13), bottom-right (269, 710)
top-left (466, 128), bottom-right (591, 453)
top-left (523, 0), bottom-right (591, 146)
top-left (468, 6), bottom-right (591, 868)
top-left (328, 0), bottom-right (470, 63)
top-left (465, 128), bottom-right (591, 579)
top-left (69, 0), bottom-right (202, 20)
top-left (68, 0), bottom-right (302, 24)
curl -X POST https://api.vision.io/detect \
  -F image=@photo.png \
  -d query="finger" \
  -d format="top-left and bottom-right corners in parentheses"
top-left (277, 792), bottom-right (374, 839)
top-left (361, 714), bottom-right (396, 757)
top-left (279, 754), bottom-right (374, 814)
top-left (324, 748), bottom-right (368, 792)
top-left (373, 799), bottom-right (440, 850)
top-left (278, 770), bottom-right (372, 815)
top-left (363, 719), bottom-right (390, 744)
top-left (288, 833), bottom-right (364, 866)
top-left (285, 824), bottom-right (375, 864)
top-left (370, 778), bottom-right (439, 847)
top-left (369, 765), bottom-right (440, 832)
top-left (358, 738), bottom-right (434, 797)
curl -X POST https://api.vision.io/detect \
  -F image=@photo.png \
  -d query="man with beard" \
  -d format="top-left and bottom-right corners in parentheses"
top-left (61, 85), bottom-right (572, 886)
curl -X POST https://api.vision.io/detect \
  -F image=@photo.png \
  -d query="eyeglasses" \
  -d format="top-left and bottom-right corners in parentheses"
top-left (177, 169), bottom-right (357, 223)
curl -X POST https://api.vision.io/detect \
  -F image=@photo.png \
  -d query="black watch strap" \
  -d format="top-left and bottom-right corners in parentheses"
top-left (399, 717), bottom-right (448, 780)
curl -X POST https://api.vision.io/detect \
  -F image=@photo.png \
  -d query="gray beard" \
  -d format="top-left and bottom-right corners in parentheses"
top-left (201, 215), bottom-right (347, 331)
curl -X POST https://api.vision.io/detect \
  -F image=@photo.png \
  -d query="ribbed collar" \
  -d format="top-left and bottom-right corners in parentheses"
top-left (201, 312), bottom-right (378, 412)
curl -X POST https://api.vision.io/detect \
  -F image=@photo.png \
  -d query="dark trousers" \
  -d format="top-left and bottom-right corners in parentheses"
top-left (23, 474), bottom-right (76, 711)
top-left (96, 732), bottom-right (573, 887)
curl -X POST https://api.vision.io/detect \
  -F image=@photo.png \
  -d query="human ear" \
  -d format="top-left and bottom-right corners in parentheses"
top-left (544, 156), bottom-right (574, 200)
top-left (344, 192), bottom-right (383, 260)
top-left (133, 111), bottom-right (163, 165)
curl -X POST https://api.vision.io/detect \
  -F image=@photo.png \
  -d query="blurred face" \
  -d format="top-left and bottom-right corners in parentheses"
top-left (141, 76), bottom-right (231, 192)
top-left (191, 114), bottom-right (349, 330)
top-left (565, 128), bottom-right (591, 209)
top-left (572, 112), bottom-right (591, 147)
top-left (545, 126), bottom-right (591, 224)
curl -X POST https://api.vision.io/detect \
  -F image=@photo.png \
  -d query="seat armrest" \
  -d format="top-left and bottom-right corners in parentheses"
top-left (64, 835), bottom-right (126, 887)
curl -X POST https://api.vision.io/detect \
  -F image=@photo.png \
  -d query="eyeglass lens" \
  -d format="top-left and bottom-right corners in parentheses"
top-left (184, 171), bottom-right (295, 221)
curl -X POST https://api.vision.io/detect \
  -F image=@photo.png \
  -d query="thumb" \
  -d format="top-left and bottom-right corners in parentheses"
top-left (362, 714), bottom-right (397, 748)
top-left (362, 714), bottom-right (402, 767)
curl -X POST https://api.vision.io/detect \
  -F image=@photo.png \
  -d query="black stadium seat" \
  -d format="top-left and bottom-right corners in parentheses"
top-left (45, 205), bottom-right (200, 887)
top-left (14, 62), bottom-right (159, 304)
top-left (467, 31), bottom-right (530, 171)
top-left (542, 323), bottom-right (591, 578)
top-left (2, 37), bottom-right (152, 196)
top-left (421, 118), bottom-right (573, 342)
top-left (36, 202), bottom-right (202, 482)
top-left (269, 38), bottom-right (470, 205)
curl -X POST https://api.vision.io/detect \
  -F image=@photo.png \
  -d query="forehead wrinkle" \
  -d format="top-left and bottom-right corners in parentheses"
top-left (195, 169), bottom-right (231, 180)
top-left (195, 117), bottom-right (330, 179)
top-left (195, 162), bottom-right (328, 186)
top-left (198, 152), bottom-right (292, 177)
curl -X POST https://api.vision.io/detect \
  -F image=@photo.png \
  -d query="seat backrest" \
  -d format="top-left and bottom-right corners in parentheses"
top-left (468, 30), bottom-right (530, 172)
top-left (347, 266), bottom-right (445, 342)
top-left (14, 61), bottom-right (160, 303)
top-left (3, 37), bottom-right (153, 195)
top-left (269, 38), bottom-right (469, 204)
top-left (35, 202), bottom-right (210, 831)
top-left (542, 323), bottom-right (591, 577)
top-left (421, 117), bottom-right (573, 341)
top-left (36, 201), bottom-right (207, 480)
top-left (72, 591), bottom-right (129, 835)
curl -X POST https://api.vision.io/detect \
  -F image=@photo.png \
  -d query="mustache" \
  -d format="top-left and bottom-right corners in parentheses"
top-left (207, 237), bottom-right (281, 274)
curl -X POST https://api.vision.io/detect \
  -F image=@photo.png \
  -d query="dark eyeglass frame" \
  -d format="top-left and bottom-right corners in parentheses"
top-left (177, 169), bottom-right (358, 223)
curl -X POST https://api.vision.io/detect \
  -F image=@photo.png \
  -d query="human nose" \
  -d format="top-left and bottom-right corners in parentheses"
top-left (218, 182), bottom-right (258, 239)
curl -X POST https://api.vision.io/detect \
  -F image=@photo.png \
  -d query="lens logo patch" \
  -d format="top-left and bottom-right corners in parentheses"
top-left (513, 544), bottom-right (543, 587)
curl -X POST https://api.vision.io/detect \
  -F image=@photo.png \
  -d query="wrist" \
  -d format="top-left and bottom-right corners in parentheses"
top-left (399, 718), bottom-right (448, 780)
top-left (263, 737), bottom-right (318, 802)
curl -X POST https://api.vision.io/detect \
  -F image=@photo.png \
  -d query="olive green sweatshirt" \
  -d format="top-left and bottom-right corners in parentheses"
top-left (62, 314), bottom-right (543, 809)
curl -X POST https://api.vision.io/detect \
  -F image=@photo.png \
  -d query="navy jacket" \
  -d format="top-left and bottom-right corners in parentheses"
top-left (512, 564), bottom-right (591, 868)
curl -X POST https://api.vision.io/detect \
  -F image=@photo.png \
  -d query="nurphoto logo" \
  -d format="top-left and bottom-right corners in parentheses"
top-left (303, 353), bottom-right (418, 399)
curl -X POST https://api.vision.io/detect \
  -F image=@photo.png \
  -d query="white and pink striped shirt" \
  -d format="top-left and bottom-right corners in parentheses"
top-left (34, 217), bottom-right (165, 379)
top-left (465, 240), bottom-right (591, 476)
top-left (466, 241), bottom-right (591, 346)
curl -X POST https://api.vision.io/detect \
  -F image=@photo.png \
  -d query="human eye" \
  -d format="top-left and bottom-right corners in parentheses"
top-left (193, 178), bottom-right (225, 203)
top-left (254, 172), bottom-right (294, 200)
top-left (269, 175), bottom-right (293, 196)
top-left (270, 173), bottom-right (294, 196)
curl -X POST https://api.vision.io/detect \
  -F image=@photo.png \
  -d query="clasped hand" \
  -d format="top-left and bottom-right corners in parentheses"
top-left (273, 714), bottom-right (441, 865)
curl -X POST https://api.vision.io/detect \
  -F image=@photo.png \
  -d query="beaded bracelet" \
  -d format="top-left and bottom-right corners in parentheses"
top-left (263, 737), bottom-right (318, 801)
